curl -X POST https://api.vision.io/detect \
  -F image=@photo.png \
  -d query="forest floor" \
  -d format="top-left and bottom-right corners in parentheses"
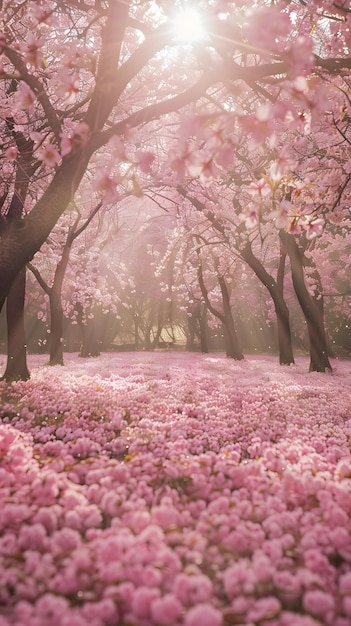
top-left (0, 352), bottom-right (351, 626)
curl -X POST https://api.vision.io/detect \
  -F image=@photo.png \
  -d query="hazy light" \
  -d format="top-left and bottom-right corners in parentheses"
top-left (171, 8), bottom-right (206, 43)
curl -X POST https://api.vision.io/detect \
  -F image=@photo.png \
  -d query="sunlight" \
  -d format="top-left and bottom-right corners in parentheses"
top-left (171, 7), bottom-right (207, 43)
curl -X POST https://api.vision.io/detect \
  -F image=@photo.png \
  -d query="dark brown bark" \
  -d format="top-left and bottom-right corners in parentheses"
top-left (49, 290), bottom-right (64, 366)
top-left (219, 276), bottom-right (244, 360)
top-left (1, 111), bottom-right (39, 381)
top-left (1, 268), bottom-right (30, 382)
top-left (280, 231), bottom-right (332, 372)
top-left (198, 264), bottom-right (243, 360)
top-left (79, 319), bottom-right (100, 358)
top-left (178, 187), bottom-right (294, 365)
top-left (241, 241), bottom-right (295, 365)
top-left (28, 204), bottom-right (101, 365)
top-left (76, 303), bottom-right (100, 358)
top-left (199, 305), bottom-right (209, 353)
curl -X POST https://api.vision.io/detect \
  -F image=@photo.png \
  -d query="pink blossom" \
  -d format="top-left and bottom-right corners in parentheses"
top-left (81, 598), bottom-right (118, 624)
top-left (18, 522), bottom-right (47, 551)
top-left (51, 527), bottom-right (81, 553)
top-left (131, 586), bottom-right (160, 619)
top-left (215, 143), bottom-right (235, 168)
top-left (303, 217), bottom-right (324, 239)
top-left (5, 146), bottom-right (18, 161)
top-left (14, 82), bottom-right (36, 113)
top-left (303, 590), bottom-right (335, 617)
top-left (283, 36), bottom-right (315, 78)
top-left (92, 168), bottom-right (120, 204)
top-left (187, 151), bottom-right (219, 184)
top-left (248, 596), bottom-right (281, 622)
top-left (271, 201), bottom-right (291, 229)
top-left (184, 603), bottom-right (222, 626)
top-left (20, 34), bottom-right (44, 68)
top-left (247, 176), bottom-right (271, 198)
top-left (73, 122), bottom-right (90, 146)
top-left (152, 504), bottom-right (180, 528)
top-left (150, 594), bottom-right (182, 625)
top-left (1, 353), bottom-right (351, 625)
top-left (339, 572), bottom-right (351, 595)
top-left (60, 133), bottom-right (74, 157)
top-left (239, 203), bottom-right (259, 229)
top-left (38, 144), bottom-right (61, 167)
top-left (343, 596), bottom-right (351, 618)
top-left (239, 107), bottom-right (274, 145)
top-left (56, 69), bottom-right (79, 105)
top-left (36, 593), bottom-right (70, 619)
top-left (136, 150), bottom-right (155, 174)
top-left (174, 572), bottom-right (213, 604)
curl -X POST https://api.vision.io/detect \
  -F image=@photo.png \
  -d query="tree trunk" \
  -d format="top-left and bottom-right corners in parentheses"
top-left (241, 242), bottom-right (295, 365)
top-left (198, 263), bottom-right (243, 360)
top-left (218, 275), bottom-right (244, 360)
top-left (79, 318), bottom-right (100, 358)
top-left (134, 316), bottom-right (140, 350)
top-left (199, 305), bottom-right (209, 353)
top-left (49, 289), bottom-right (64, 365)
top-left (280, 231), bottom-right (332, 372)
top-left (1, 268), bottom-right (30, 382)
top-left (275, 303), bottom-right (295, 365)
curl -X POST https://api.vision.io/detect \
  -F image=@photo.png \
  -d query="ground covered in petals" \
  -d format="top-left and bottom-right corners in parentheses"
top-left (0, 352), bottom-right (351, 626)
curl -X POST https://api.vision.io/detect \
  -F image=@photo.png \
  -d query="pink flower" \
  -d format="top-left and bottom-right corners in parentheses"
top-left (244, 7), bottom-right (291, 52)
top-left (343, 596), bottom-right (351, 618)
top-left (36, 593), bottom-right (70, 619)
top-left (303, 217), bottom-right (324, 239)
top-left (247, 176), bottom-right (271, 198)
top-left (187, 151), bottom-right (219, 184)
top-left (73, 122), bottom-right (90, 146)
top-left (57, 69), bottom-right (80, 105)
top-left (271, 201), bottom-right (291, 229)
top-left (150, 594), bottom-right (182, 625)
top-left (5, 146), bottom-right (18, 161)
top-left (81, 598), bottom-right (118, 624)
top-left (92, 168), bottom-right (120, 204)
top-left (239, 203), bottom-right (259, 229)
top-left (215, 143), bottom-right (235, 168)
top-left (14, 82), bottom-right (36, 113)
top-left (18, 522), bottom-right (47, 551)
top-left (239, 106), bottom-right (274, 145)
top-left (152, 504), bottom-right (179, 528)
top-left (169, 151), bottom-right (187, 182)
top-left (284, 36), bottom-right (315, 78)
top-left (21, 34), bottom-right (44, 68)
top-left (51, 527), bottom-right (81, 553)
top-left (184, 603), bottom-right (222, 626)
top-left (303, 590), bottom-right (335, 617)
top-left (247, 596), bottom-right (281, 622)
top-left (339, 572), bottom-right (351, 595)
top-left (38, 144), bottom-right (61, 167)
top-left (136, 150), bottom-right (155, 174)
top-left (60, 133), bottom-right (74, 157)
top-left (131, 586), bottom-right (160, 619)
top-left (174, 573), bottom-right (213, 604)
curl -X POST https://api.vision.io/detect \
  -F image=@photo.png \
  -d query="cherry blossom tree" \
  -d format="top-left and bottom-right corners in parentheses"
top-left (1, 0), bottom-right (351, 318)
top-left (28, 202), bottom-right (102, 366)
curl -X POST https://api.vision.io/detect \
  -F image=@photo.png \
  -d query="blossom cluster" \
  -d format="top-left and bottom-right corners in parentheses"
top-left (0, 352), bottom-right (350, 626)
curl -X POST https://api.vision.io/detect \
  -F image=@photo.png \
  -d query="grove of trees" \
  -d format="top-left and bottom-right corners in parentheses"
top-left (0, 0), bottom-right (350, 380)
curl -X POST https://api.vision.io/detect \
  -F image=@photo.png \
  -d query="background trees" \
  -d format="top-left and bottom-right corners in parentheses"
top-left (0, 0), bottom-right (350, 375)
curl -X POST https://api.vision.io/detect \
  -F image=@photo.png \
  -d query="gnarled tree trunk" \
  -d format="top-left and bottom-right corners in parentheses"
top-left (241, 241), bottom-right (295, 366)
top-left (280, 231), bottom-right (332, 372)
top-left (198, 264), bottom-right (243, 360)
top-left (1, 268), bottom-right (30, 382)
